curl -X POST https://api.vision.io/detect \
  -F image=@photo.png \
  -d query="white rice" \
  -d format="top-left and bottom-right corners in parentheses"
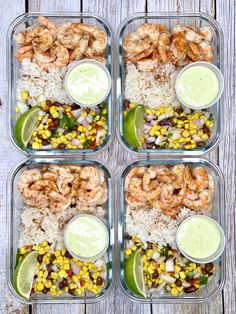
top-left (18, 204), bottom-right (106, 249)
top-left (17, 59), bottom-right (72, 106)
top-left (124, 63), bottom-right (180, 109)
top-left (125, 206), bottom-right (196, 248)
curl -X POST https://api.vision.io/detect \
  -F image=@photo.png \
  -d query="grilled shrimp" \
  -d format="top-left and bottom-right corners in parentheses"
top-left (182, 189), bottom-right (212, 211)
top-left (18, 169), bottom-right (42, 193)
top-left (77, 186), bottom-right (105, 205)
top-left (48, 191), bottom-right (71, 212)
top-left (136, 58), bottom-right (158, 71)
top-left (200, 26), bottom-right (213, 41)
top-left (67, 165), bottom-right (82, 173)
top-left (70, 35), bottom-right (89, 60)
top-left (33, 50), bottom-right (56, 64)
top-left (48, 165), bottom-right (71, 175)
top-left (30, 179), bottom-right (58, 193)
top-left (24, 194), bottom-right (49, 209)
top-left (42, 171), bottom-right (58, 181)
top-left (125, 193), bottom-right (147, 206)
top-left (15, 45), bottom-right (34, 60)
top-left (80, 166), bottom-right (104, 190)
top-left (56, 172), bottom-right (74, 196)
top-left (56, 23), bottom-right (83, 49)
top-left (123, 33), bottom-right (151, 58)
top-left (157, 31), bottom-right (170, 63)
top-left (25, 26), bottom-right (53, 52)
top-left (171, 164), bottom-right (185, 189)
top-left (136, 23), bottom-right (162, 43)
top-left (192, 166), bottom-right (209, 191)
top-left (39, 41), bottom-right (69, 70)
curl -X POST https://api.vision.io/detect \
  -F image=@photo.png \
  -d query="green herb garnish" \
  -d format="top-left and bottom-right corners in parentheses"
top-left (186, 271), bottom-right (194, 278)
top-left (208, 113), bottom-right (213, 121)
top-left (161, 246), bottom-right (169, 257)
top-left (199, 275), bottom-right (208, 285)
top-left (59, 114), bottom-right (76, 130)
top-left (168, 133), bottom-right (173, 138)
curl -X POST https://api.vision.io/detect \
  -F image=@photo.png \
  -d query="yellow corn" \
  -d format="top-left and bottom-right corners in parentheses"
top-left (201, 133), bottom-right (209, 140)
top-left (21, 91), bottom-right (28, 100)
top-left (180, 271), bottom-right (186, 279)
top-left (15, 106), bottom-right (20, 113)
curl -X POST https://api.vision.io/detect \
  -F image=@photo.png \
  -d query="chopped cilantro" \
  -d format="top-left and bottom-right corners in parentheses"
top-left (208, 113), bottom-right (213, 121)
top-left (161, 246), bottom-right (169, 257)
top-left (168, 133), bottom-right (173, 138)
top-left (199, 275), bottom-right (208, 285)
top-left (59, 114), bottom-right (76, 130)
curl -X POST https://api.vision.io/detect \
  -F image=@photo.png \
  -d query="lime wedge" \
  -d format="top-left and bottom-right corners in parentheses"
top-left (14, 106), bottom-right (41, 150)
top-left (124, 248), bottom-right (146, 298)
top-left (13, 251), bottom-right (38, 300)
top-left (123, 105), bottom-right (144, 148)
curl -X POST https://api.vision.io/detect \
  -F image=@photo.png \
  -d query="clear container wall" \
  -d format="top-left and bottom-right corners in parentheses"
top-left (7, 13), bottom-right (114, 156)
top-left (117, 13), bottom-right (223, 156)
top-left (7, 158), bottom-right (114, 304)
top-left (119, 158), bottom-right (225, 303)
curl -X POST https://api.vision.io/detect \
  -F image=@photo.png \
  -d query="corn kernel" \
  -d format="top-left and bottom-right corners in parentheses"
top-left (72, 275), bottom-right (79, 283)
top-left (63, 263), bottom-right (71, 270)
top-left (177, 120), bottom-right (184, 125)
top-left (37, 283), bottom-right (44, 291)
top-left (129, 103), bottom-right (136, 109)
top-left (182, 130), bottom-right (190, 138)
top-left (190, 129), bottom-right (197, 135)
top-left (201, 133), bottom-right (209, 140)
top-left (19, 247), bottom-right (26, 254)
top-left (177, 286), bottom-right (184, 292)
top-left (44, 280), bottom-right (52, 288)
top-left (197, 266), bottom-right (202, 274)
top-left (184, 144), bottom-right (192, 149)
top-left (21, 91), bottom-right (28, 100)
top-left (180, 271), bottom-right (186, 279)
top-left (131, 246), bottom-right (137, 251)
top-left (171, 287), bottom-right (179, 296)
top-left (160, 128), bottom-right (167, 135)
top-left (15, 106), bottom-right (20, 113)
top-left (160, 263), bottom-right (166, 271)
top-left (174, 265), bottom-right (181, 273)
top-left (51, 272), bottom-right (58, 280)
top-left (32, 142), bottom-right (41, 149)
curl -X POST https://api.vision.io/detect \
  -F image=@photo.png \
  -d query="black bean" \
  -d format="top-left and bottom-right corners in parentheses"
top-left (42, 287), bottom-right (49, 294)
top-left (184, 286), bottom-right (198, 293)
top-left (175, 107), bottom-right (183, 114)
top-left (176, 279), bottom-right (182, 287)
top-left (46, 100), bottom-right (53, 107)
top-left (123, 99), bottom-right (130, 109)
top-left (65, 251), bottom-right (72, 258)
top-left (58, 143), bottom-right (66, 149)
top-left (47, 272), bottom-right (52, 280)
top-left (96, 277), bottom-right (103, 286)
top-left (59, 282), bottom-right (65, 290)
top-left (185, 277), bottom-right (193, 283)
top-left (202, 268), bottom-right (208, 275)
top-left (89, 273), bottom-right (94, 281)
top-left (208, 272), bottom-right (213, 277)
top-left (37, 255), bottom-right (43, 263)
top-left (178, 116), bottom-right (186, 121)
top-left (71, 103), bottom-right (81, 110)
top-left (42, 139), bottom-right (50, 146)
top-left (53, 102), bottom-right (62, 107)
top-left (68, 288), bottom-right (76, 295)
top-left (205, 263), bottom-right (214, 272)
top-left (196, 141), bottom-right (206, 147)
top-left (159, 118), bottom-right (172, 126)
top-left (151, 282), bottom-right (158, 288)
top-left (72, 125), bottom-right (78, 131)
top-left (147, 242), bottom-right (153, 250)
top-left (126, 234), bottom-right (132, 240)
top-left (152, 271), bottom-right (159, 279)
top-left (50, 254), bottom-right (56, 263)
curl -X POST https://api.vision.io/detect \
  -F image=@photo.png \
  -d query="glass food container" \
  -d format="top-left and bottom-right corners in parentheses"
top-left (117, 12), bottom-right (223, 156)
top-left (7, 13), bottom-right (114, 156)
top-left (7, 158), bottom-right (115, 304)
top-left (118, 158), bottom-right (225, 303)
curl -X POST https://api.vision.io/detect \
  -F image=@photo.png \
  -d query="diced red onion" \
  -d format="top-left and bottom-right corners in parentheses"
top-left (41, 114), bottom-right (49, 125)
top-left (70, 261), bottom-right (81, 275)
top-left (143, 122), bottom-right (152, 129)
top-left (146, 136), bottom-right (156, 143)
top-left (193, 119), bottom-right (204, 129)
top-left (77, 116), bottom-right (85, 124)
top-left (146, 114), bottom-right (156, 121)
top-left (17, 102), bottom-right (29, 114)
top-left (71, 138), bottom-right (80, 146)
top-left (160, 274), bottom-right (176, 284)
top-left (150, 120), bottom-right (158, 126)
top-left (57, 127), bottom-right (65, 134)
top-left (81, 119), bottom-right (89, 126)
top-left (96, 130), bottom-right (103, 143)
top-left (86, 114), bottom-right (93, 123)
top-left (71, 109), bottom-right (82, 118)
top-left (165, 258), bottom-right (174, 272)
top-left (144, 134), bottom-right (149, 139)
top-left (143, 129), bottom-right (150, 135)
top-left (42, 144), bottom-right (53, 149)
top-left (94, 107), bottom-right (101, 114)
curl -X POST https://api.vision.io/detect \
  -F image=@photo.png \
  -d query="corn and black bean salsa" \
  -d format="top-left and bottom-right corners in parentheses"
top-left (123, 101), bottom-right (214, 150)
top-left (125, 236), bottom-right (215, 296)
top-left (18, 241), bottom-right (107, 297)
top-left (16, 91), bottom-right (108, 150)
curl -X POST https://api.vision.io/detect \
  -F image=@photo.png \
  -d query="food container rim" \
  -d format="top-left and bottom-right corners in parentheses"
top-left (118, 157), bottom-right (226, 304)
top-left (6, 156), bottom-right (116, 304)
top-left (116, 11), bottom-right (224, 156)
top-left (7, 12), bottom-right (115, 157)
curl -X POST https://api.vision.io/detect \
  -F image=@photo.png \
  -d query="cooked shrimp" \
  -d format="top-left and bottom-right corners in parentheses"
top-left (56, 23), bottom-right (83, 49)
top-left (77, 186), bottom-right (105, 205)
top-left (18, 169), bottom-right (42, 193)
top-left (48, 165), bottom-right (71, 175)
top-left (125, 193), bottom-right (147, 206)
top-left (67, 165), bottom-right (82, 173)
top-left (56, 172), bottom-right (74, 196)
top-left (157, 31), bottom-right (170, 62)
top-left (137, 23), bottom-right (162, 43)
top-left (136, 58), bottom-right (158, 71)
top-left (124, 167), bottom-right (139, 192)
top-left (24, 194), bottom-right (49, 209)
top-left (80, 166), bottom-right (104, 190)
top-left (48, 191), bottom-right (71, 212)
top-left (14, 32), bottom-right (26, 44)
top-left (182, 189), bottom-right (212, 211)
top-left (15, 45), bottom-right (34, 60)
top-left (184, 166), bottom-right (198, 191)
top-left (199, 41), bottom-right (213, 61)
top-left (155, 166), bottom-right (175, 183)
top-left (160, 184), bottom-right (183, 207)
top-left (42, 171), bottom-right (58, 181)
top-left (37, 16), bottom-right (56, 32)
top-left (192, 166), bottom-right (209, 191)
top-left (70, 173), bottom-right (80, 197)
top-left (30, 179), bottom-right (58, 193)
top-left (171, 31), bottom-right (187, 63)
top-left (95, 182), bottom-right (108, 205)
top-left (171, 164), bottom-right (185, 188)
top-left (33, 50), bottom-right (56, 64)
top-left (200, 26), bottom-right (213, 41)
top-left (25, 26), bottom-right (53, 52)
top-left (70, 35), bottom-right (89, 60)
top-left (185, 29), bottom-right (204, 43)
top-left (123, 33), bottom-right (151, 57)
top-left (129, 177), bottom-right (161, 201)
top-left (39, 41), bottom-right (69, 70)
top-left (76, 24), bottom-right (107, 55)
top-left (142, 172), bottom-right (151, 191)
top-left (130, 46), bottom-right (154, 62)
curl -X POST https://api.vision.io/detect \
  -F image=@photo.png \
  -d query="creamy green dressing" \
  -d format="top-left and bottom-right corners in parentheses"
top-left (177, 65), bottom-right (219, 108)
top-left (65, 215), bottom-right (109, 259)
top-left (178, 216), bottom-right (221, 259)
top-left (66, 62), bottom-right (110, 106)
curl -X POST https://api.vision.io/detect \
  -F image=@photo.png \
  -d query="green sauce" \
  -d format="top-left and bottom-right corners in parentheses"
top-left (65, 215), bottom-right (109, 259)
top-left (177, 65), bottom-right (219, 108)
top-left (178, 216), bottom-right (221, 259)
top-left (66, 62), bottom-right (110, 106)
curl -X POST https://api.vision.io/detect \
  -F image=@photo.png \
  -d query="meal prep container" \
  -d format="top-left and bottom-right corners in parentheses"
top-left (7, 13), bottom-right (114, 156)
top-left (117, 12), bottom-right (223, 156)
top-left (118, 158), bottom-right (225, 303)
top-left (7, 158), bottom-right (115, 304)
